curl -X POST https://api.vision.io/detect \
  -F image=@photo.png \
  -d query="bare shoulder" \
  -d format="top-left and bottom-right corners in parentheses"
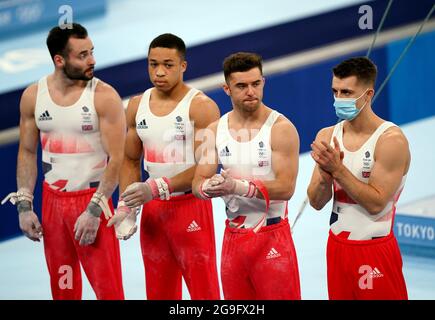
top-left (126, 94), bottom-right (143, 113)
top-left (22, 83), bottom-right (38, 98)
top-left (374, 124), bottom-right (410, 175)
top-left (272, 114), bottom-right (298, 138)
top-left (95, 80), bottom-right (121, 100)
top-left (94, 81), bottom-right (124, 117)
top-left (271, 114), bottom-right (299, 150)
top-left (191, 92), bottom-right (219, 112)
top-left (380, 125), bottom-right (408, 142)
top-left (377, 125), bottom-right (409, 152)
top-left (20, 83), bottom-right (38, 114)
top-left (190, 91), bottom-right (220, 126)
top-left (191, 91), bottom-right (217, 106)
top-left (125, 94), bottom-right (143, 123)
top-left (315, 125), bottom-right (336, 142)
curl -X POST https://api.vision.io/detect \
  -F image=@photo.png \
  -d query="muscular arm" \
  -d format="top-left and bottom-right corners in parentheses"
top-left (307, 127), bottom-right (334, 210)
top-left (17, 84), bottom-right (39, 193)
top-left (192, 120), bottom-right (219, 198)
top-left (257, 116), bottom-right (299, 201)
top-left (94, 83), bottom-right (126, 198)
top-left (74, 82), bottom-right (126, 245)
top-left (197, 115), bottom-right (299, 201)
top-left (331, 128), bottom-right (410, 215)
top-left (105, 95), bottom-right (142, 240)
top-left (14, 84), bottom-right (43, 241)
top-left (119, 96), bottom-right (143, 194)
top-left (170, 93), bottom-right (220, 192)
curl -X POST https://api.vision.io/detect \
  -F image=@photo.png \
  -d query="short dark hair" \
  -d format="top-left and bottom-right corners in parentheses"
top-left (148, 33), bottom-right (186, 60)
top-left (223, 52), bottom-right (263, 82)
top-left (332, 57), bottom-right (377, 86)
top-left (46, 23), bottom-right (88, 60)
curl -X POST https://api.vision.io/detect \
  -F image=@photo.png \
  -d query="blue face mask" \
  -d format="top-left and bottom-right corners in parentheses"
top-left (333, 88), bottom-right (369, 121)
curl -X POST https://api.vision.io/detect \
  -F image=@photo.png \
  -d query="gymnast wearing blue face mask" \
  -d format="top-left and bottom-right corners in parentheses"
top-left (333, 88), bottom-right (370, 121)
top-left (307, 56), bottom-right (411, 300)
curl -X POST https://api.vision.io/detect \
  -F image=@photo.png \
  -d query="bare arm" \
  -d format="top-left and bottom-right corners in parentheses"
top-left (200, 115), bottom-right (299, 201)
top-left (169, 93), bottom-right (220, 192)
top-left (94, 82), bottom-right (127, 198)
top-left (120, 93), bottom-right (220, 207)
top-left (108, 92), bottom-right (219, 239)
top-left (257, 116), bottom-right (299, 201)
top-left (106, 95), bottom-right (142, 240)
top-left (119, 95), bottom-right (143, 194)
top-left (307, 126), bottom-right (335, 210)
top-left (14, 84), bottom-right (43, 241)
top-left (17, 84), bottom-right (39, 194)
top-left (74, 82), bottom-right (126, 246)
top-left (192, 120), bottom-right (220, 199)
top-left (330, 128), bottom-right (410, 215)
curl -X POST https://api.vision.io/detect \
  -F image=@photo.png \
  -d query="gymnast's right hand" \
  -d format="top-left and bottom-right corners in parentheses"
top-left (107, 200), bottom-right (138, 240)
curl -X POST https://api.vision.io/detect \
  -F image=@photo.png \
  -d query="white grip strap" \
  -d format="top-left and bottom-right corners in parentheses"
top-left (155, 178), bottom-right (170, 200)
top-left (117, 200), bottom-right (139, 216)
top-left (91, 192), bottom-right (112, 220)
top-left (1, 189), bottom-right (34, 208)
top-left (250, 180), bottom-right (270, 233)
top-left (234, 179), bottom-right (257, 198)
top-left (117, 199), bottom-right (127, 209)
top-left (198, 179), bottom-right (213, 199)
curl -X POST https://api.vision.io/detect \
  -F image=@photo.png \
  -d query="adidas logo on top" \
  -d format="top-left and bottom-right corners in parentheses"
top-left (266, 247), bottom-right (281, 259)
top-left (370, 267), bottom-right (384, 278)
top-left (38, 110), bottom-right (52, 121)
top-left (219, 146), bottom-right (231, 157)
top-left (137, 119), bottom-right (148, 129)
top-left (186, 220), bottom-right (201, 232)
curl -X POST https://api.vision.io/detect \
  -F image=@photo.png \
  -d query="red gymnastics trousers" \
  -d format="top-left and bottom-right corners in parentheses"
top-left (42, 182), bottom-right (124, 300)
top-left (327, 230), bottom-right (408, 300)
top-left (140, 193), bottom-right (220, 300)
top-left (221, 218), bottom-right (301, 300)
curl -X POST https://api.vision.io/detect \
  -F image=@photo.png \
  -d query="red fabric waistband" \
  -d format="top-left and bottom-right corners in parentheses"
top-left (43, 181), bottom-right (97, 197)
top-left (328, 229), bottom-right (394, 246)
top-left (225, 217), bottom-right (289, 234)
top-left (153, 192), bottom-right (197, 202)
